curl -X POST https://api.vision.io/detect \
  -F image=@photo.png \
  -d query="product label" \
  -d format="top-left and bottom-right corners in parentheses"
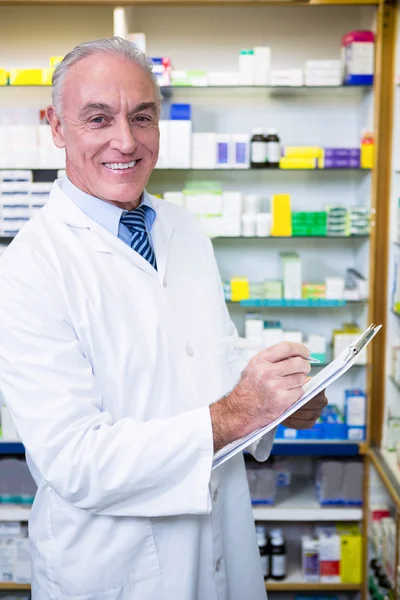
top-left (260, 555), bottom-right (269, 578)
top-left (236, 142), bottom-right (247, 165)
top-left (217, 142), bottom-right (229, 165)
top-left (271, 555), bottom-right (286, 577)
top-left (267, 142), bottom-right (281, 164)
top-left (251, 141), bottom-right (267, 164)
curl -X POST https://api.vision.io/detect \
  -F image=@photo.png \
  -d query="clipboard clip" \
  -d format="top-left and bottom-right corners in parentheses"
top-left (344, 323), bottom-right (382, 362)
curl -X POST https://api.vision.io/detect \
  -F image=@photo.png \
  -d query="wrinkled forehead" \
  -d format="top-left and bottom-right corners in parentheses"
top-left (63, 54), bottom-right (159, 116)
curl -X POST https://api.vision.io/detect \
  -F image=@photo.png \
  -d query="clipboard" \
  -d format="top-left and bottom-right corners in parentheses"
top-left (212, 323), bottom-right (381, 470)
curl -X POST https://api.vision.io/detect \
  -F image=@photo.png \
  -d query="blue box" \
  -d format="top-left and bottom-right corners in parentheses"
top-left (343, 74), bottom-right (374, 86)
top-left (170, 103), bottom-right (191, 120)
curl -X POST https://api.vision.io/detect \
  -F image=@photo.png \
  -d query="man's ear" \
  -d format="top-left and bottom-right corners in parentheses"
top-left (46, 105), bottom-right (65, 149)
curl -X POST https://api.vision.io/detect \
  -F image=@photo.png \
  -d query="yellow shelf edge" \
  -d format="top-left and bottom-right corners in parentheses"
top-left (265, 582), bottom-right (361, 591)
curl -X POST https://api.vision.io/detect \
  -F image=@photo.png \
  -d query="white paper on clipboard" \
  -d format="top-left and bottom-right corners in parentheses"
top-left (212, 323), bottom-right (381, 470)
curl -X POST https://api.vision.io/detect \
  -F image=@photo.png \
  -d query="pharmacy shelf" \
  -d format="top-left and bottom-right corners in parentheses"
top-left (0, 167), bottom-right (371, 173)
top-left (270, 440), bottom-right (367, 456)
top-left (264, 569), bottom-right (361, 591)
top-left (0, 583), bottom-right (30, 590)
top-left (227, 299), bottom-right (367, 307)
top-left (389, 375), bottom-right (400, 392)
top-left (151, 168), bottom-right (370, 173)
top-left (213, 235), bottom-right (370, 240)
top-left (252, 478), bottom-right (363, 521)
top-left (0, 505), bottom-right (30, 521)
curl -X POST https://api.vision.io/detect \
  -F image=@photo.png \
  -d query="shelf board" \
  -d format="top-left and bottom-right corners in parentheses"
top-left (227, 299), bottom-right (367, 307)
top-left (0, 583), bottom-right (30, 590)
top-left (0, 505), bottom-right (30, 521)
top-left (270, 440), bottom-right (367, 456)
top-left (152, 167), bottom-right (369, 172)
top-left (0, 442), bottom-right (24, 454)
top-left (252, 478), bottom-right (362, 521)
top-left (265, 569), bottom-right (361, 591)
top-left (213, 235), bottom-right (369, 240)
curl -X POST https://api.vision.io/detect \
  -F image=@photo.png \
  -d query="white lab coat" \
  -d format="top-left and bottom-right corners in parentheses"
top-left (0, 181), bottom-right (274, 600)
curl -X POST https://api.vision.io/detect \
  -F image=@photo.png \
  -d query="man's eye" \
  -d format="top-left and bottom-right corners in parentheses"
top-left (90, 116), bottom-right (104, 124)
top-left (135, 115), bottom-right (151, 123)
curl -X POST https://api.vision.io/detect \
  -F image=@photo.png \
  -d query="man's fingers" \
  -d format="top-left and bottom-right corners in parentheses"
top-left (280, 373), bottom-right (308, 390)
top-left (260, 342), bottom-right (310, 364)
top-left (276, 356), bottom-right (312, 377)
top-left (305, 392), bottom-right (328, 409)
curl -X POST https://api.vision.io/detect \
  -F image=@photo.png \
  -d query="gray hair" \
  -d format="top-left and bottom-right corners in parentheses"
top-left (51, 36), bottom-right (162, 117)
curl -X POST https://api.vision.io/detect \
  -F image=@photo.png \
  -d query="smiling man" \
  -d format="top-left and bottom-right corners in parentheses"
top-left (0, 38), bottom-right (326, 600)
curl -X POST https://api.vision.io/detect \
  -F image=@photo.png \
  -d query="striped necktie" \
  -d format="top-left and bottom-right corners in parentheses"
top-left (120, 205), bottom-right (157, 270)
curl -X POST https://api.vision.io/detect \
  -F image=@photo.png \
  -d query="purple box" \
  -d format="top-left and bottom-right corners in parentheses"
top-left (324, 148), bottom-right (361, 159)
top-left (322, 157), bottom-right (360, 169)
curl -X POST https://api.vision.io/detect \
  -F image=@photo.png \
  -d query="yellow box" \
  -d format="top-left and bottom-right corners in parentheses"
top-left (0, 69), bottom-right (8, 86)
top-left (279, 157), bottom-right (317, 170)
top-left (271, 194), bottom-right (292, 237)
top-left (338, 527), bottom-right (362, 584)
top-left (9, 69), bottom-right (43, 86)
top-left (361, 143), bottom-right (374, 169)
top-left (50, 56), bottom-right (64, 69)
top-left (230, 278), bottom-right (250, 302)
top-left (283, 146), bottom-right (323, 159)
top-left (41, 68), bottom-right (55, 86)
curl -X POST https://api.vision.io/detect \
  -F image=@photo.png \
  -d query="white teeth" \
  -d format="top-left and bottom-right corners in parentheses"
top-left (105, 161), bottom-right (136, 170)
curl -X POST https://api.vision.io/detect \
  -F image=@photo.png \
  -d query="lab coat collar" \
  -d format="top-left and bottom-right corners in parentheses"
top-left (47, 180), bottom-right (174, 280)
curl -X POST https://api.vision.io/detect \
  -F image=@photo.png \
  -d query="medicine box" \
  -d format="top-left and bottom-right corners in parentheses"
top-left (192, 133), bottom-right (216, 169)
top-left (281, 253), bottom-right (302, 300)
top-left (341, 30), bottom-right (375, 85)
top-left (318, 532), bottom-right (341, 582)
top-left (344, 389), bottom-right (366, 440)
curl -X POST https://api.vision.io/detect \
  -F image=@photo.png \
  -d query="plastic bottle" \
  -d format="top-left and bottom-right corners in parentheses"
top-left (266, 128), bottom-right (281, 168)
top-left (269, 529), bottom-right (287, 581)
top-left (256, 525), bottom-right (269, 581)
top-left (250, 129), bottom-right (267, 169)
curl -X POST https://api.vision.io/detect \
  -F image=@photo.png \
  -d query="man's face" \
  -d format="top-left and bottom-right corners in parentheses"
top-left (47, 53), bottom-right (160, 209)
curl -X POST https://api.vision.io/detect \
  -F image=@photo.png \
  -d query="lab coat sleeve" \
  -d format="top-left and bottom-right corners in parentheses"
top-left (206, 238), bottom-right (276, 462)
top-left (0, 249), bottom-right (213, 518)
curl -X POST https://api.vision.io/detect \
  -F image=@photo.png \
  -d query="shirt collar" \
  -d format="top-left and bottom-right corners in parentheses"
top-left (60, 176), bottom-right (156, 237)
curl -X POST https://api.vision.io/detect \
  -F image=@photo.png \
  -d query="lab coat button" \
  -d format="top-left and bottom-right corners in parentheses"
top-left (213, 488), bottom-right (219, 502)
top-left (215, 558), bottom-right (222, 572)
top-left (186, 345), bottom-right (194, 357)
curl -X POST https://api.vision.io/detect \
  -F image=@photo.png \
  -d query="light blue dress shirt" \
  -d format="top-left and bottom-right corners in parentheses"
top-left (60, 177), bottom-right (156, 246)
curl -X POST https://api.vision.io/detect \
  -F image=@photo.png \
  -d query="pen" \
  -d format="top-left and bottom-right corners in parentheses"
top-left (221, 337), bottom-right (321, 363)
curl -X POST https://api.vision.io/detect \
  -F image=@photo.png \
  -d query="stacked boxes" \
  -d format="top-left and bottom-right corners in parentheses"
top-left (276, 394), bottom-right (366, 441)
top-left (281, 253), bottom-right (302, 299)
top-left (302, 525), bottom-right (362, 584)
top-left (326, 206), bottom-right (349, 236)
top-left (304, 60), bottom-right (342, 87)
top-left (350, 207), bottom-right (370, 235)
top-left (319, 148), bottom-right (361, 169)
top-left (0, 174), bottom-right (51, 236)
top-left (292, 212), bottom-right (327, 236)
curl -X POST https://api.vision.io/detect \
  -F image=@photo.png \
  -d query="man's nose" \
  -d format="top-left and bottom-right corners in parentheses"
top-left (110, 120), bottom-right (138, 154)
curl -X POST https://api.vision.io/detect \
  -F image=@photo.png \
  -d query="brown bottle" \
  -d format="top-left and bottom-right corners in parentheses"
top-left (251, 129), bottom-right (267, 169)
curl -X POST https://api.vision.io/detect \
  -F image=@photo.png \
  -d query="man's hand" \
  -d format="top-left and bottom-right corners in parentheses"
top-left (210, 341), bottom-right (312, 452)
top-left (281, 390), bottom-right (328, 429)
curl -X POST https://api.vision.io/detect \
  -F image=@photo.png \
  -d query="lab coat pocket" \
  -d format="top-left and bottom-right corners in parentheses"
top-left (49, 491), bottom-right (161, 597)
